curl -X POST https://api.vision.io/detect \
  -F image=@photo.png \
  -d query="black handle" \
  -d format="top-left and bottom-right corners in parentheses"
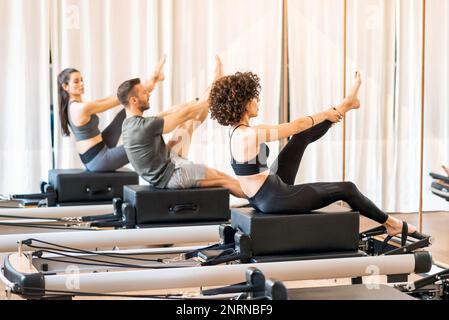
top-left (168, 203), bottom-right (199, 214)
top-left (85, 186), bottom-right (114, 196)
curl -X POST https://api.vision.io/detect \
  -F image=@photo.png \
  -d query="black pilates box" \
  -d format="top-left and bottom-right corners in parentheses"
top-left (231, 207), bottom-right (360, 256)
top-left (48, 169), bottom-right (139, 204)
top-left (123, 185), bottom-right (230, 225)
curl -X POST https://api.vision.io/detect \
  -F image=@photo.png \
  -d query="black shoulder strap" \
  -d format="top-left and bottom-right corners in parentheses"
top-left (229, 125), bottom-right (247, 161)
top-left (228, 124), bottom-right (246, 139)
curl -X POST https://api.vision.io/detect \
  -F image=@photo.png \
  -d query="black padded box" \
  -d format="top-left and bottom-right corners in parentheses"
top-left (123, 185), bottom-right (230, 225)
top-left (231, 207), bottom-right (360, 256)
top-left (49, 169), bottom-right (139, 204)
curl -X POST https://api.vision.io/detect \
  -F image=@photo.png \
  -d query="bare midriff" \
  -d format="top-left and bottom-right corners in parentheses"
top-left (76, 135), bottom-right (103, 155)
top-left (236, 171), bottom-right (270, 199)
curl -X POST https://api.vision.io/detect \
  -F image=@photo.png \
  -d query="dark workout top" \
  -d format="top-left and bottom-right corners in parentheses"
top-left (122, 116), bottom-right (175, 188)
top-left (68, 101), bottom-right (101, 142)
top-left (229, 125), bottom-right (270, 176)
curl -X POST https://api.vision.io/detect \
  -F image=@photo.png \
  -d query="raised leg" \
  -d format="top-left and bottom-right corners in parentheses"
top-left (272, 121), bottom-right (333, 185)
top-left (101, 109), bottom-right (126, 148)
top-left (197, 168), bottom-right (246, 199)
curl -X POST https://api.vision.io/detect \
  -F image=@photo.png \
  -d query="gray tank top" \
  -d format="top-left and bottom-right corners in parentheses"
top-left (68, 101), bottom-right (101, 141)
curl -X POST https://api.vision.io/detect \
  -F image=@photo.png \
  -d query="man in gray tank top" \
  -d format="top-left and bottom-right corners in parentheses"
top-left (119, 78), bottom-right (246, 198)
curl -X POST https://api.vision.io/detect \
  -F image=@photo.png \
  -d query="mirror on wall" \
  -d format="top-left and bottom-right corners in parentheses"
top-left (423, 0), bottom-right (449, 267)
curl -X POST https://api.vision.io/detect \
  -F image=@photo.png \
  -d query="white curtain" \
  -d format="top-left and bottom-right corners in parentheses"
top-left (345, 0), bottom-right (423, 213)
top-left (423, 0), bottom-right (449, 211)
top-left (50, 0), bottom-right (283, 187)
top-left (0, 0), bottom-right (52, 194)
top-left (288, 0), bottom-right (424, 213)
top-left (4, 0), bottom-right (445, 213)
top-left (50, 0), bottom-right (161, 169)
top-left (392, 0), bottom-right (424, 212)
top-left (287, 0), bottom-right (345, 184)
top-left (157, 0), bottom-right (283, 179)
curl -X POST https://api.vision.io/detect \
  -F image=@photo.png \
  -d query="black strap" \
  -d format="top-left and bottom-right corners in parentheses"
top-left (381, 222), bottom-right (409, 254)
top-left (380, 235), bottom-right (393, 254)
top-left (401, 221), bottom-right (408, 247)
top-left (229, 124), bottom-right (248, 162)
top-left (228, 124), bottom-right (248, 139)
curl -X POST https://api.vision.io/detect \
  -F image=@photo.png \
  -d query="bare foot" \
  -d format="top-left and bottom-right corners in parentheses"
top-left (344, 71), bottom-right (362, 110)
top-left (384, 216), bottom-right (417, 237)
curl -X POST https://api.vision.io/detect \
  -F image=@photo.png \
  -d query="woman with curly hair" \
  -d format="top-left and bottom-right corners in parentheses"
top-left (209, 70), bottom-right (417, 237)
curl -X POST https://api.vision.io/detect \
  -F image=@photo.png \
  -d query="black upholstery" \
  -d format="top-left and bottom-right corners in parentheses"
top-left (251, 250), bottom-right (366, 263)
top-left (123, 185), bottom-right (230, 225)
top-left (48, 169), bottom-right (138, 204)
top-left (231, 206), bottom-right (360, 256)
top-left (287, 285), bottom-right (416, 300)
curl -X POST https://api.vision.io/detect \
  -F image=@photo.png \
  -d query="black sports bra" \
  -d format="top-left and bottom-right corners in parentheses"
top-left (229, 125), bottom-right (270, 176)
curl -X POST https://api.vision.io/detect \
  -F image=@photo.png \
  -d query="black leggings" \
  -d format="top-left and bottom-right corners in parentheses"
top-left (248, 121), bottom-right (389, 224)
top-left (85, 109), bottom-right (128, 172)
top-left (101, 109), bottom-right (126, 148)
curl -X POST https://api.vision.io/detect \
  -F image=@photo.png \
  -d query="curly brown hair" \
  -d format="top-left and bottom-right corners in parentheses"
top-left (209, 72), bottom-right (261, 126)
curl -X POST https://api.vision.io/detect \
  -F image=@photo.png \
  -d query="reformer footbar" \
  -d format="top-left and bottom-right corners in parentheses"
top-left (359, 224), bottom-right (432, 256)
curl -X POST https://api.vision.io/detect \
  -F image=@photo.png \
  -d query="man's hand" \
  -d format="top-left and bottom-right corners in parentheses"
top-left (326, 109), bottom-right (343, 123)
top-left (145, 55), bottom-right (167, 91)
top-left (152, 55), bottom-right (167, 82)
top-left (214, 55), bottom-right (224, 81)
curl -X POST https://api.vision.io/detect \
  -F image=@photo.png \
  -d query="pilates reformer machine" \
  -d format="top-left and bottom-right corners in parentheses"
top-left (430, 172), bottom-right (449, 202)
top-left (0, 169), bottom-right (139, 208)
top-left (0, 202), bottom-right (438, 300)
top-left (0, 169), bottom-right (231, 234)
top-left (0, 169), bottom-right (138, 233)
top-left (0, 168), bottom-right (443, 300)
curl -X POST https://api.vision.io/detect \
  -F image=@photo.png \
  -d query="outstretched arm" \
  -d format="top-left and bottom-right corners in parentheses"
top-left (253, 105), bottom-right (347, 144)
top-left (161, 100), bottom-right (208, 134)
top-left (83, 56), bottom-right (167, 115)
top-left (157, 55), bottom-right (222, 118)
top-left (254, 71), bottom-right (362, 144)
top-left (143, 55), bottom-right (167, 93)
top-left (82, 96), bottom-right (121, 115)
top-left (156, 101), bottom-right (194, 118)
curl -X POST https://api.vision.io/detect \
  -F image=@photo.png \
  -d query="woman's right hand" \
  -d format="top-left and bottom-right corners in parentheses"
top-left (326, 108), bottom-right (343, 123)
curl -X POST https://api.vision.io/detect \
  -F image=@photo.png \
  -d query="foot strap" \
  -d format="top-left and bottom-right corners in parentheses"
top-left (381, 222), bottom-right (408, 254)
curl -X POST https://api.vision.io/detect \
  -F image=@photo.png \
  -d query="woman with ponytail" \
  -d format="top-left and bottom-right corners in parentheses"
top-left (57, 57), bottom-right (166, 172)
